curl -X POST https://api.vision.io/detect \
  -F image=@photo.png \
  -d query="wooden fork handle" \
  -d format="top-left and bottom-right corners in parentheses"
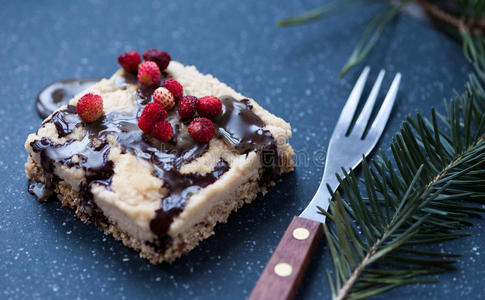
top-left (249, 216), bottom-right (324, 300)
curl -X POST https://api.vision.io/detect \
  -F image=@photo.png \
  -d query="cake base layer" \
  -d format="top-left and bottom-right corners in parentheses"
top-left (26, 142), bottom-right (294, 263)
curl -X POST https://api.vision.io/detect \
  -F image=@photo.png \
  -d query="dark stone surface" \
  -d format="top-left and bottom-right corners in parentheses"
top-left (0, 0), bottom-right (482, 299)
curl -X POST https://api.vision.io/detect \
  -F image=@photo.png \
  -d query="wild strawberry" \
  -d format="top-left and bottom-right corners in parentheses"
top-left (153, 87), bottom-right (175, 110)
top-left (138, 102), bottom-right (166, 133)
top-left (197, 96), bottom-right (222, 118)
top-left (137, 61), bottom-right (161, 86)
top-left (188, 117), bottom-right (215, 143)
top-left (151, 120), bottom-right (173, 142)
top-left (178, 96), bottom-right (198, 119)
top-left (162, 78), bottom-right (183, 100)
top-left (142, 49), bottom-right (171, 71)
top-left (118, 51), bottom-right (141, 73)
top-left (77, 93), bottom-right (103, 122)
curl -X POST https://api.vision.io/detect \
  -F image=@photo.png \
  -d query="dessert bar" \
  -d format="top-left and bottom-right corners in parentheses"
top-left (25, 51), bottom-right (294, 263)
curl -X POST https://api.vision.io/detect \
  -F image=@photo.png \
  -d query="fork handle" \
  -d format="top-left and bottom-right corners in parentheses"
top-left (249, 216), bottom-right (324, 300)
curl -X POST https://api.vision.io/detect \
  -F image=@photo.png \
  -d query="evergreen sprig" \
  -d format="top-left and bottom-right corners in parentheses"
top-left (318, 34), bottom-right (485, 300)
top-left (279, 0), bottom-right (400, 77)
top-left (279, 0), bottom-right (485, 76)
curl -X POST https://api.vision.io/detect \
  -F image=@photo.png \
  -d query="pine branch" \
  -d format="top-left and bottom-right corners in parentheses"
top-left (278, 0), bottom-right (401, 77)
top-left (278, 0), bottom-right (485, 76)
top-left (321, 36), bottom-right (485, 299)
top-left (277, 0), bottom-right (385, 26)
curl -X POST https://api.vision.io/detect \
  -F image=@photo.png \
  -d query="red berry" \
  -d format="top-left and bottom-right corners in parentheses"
top-left (77, 93), bottom-right (103, 122)
top-left (153, 87), bottom-right (175, 110)
top-left (143, 49), bottom-right (171, 71)
top-left (137, 61), bottom-right (161, 86)
top-left (138, 102), bottom-right (166, 133)
top-left (151, 120), bottom-right (173, 142)
top-left (118, 51), bottom-right (141, 73)
top-left (162, 78), bottom-right (183, 100)
top-left (188, 117), bottom-right (215, 143)
top-left (178, 96), bottom-right (198, 119)
top-left (197, 96), bottom-right (222, 118)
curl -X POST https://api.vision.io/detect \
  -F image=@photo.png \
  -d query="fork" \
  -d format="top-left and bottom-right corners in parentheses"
top-left (250, 67), bottom-right (401, 300)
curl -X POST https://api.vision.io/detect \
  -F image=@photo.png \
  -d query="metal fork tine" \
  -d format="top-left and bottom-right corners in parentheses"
top-left (367, 73), bottom-right (401, 143)
top-left (352, 69), bottom-right (385, 138)
top-left (334, 66), bottom-right (370, 133)
top-left (300, 68), bottom-right (401, 224)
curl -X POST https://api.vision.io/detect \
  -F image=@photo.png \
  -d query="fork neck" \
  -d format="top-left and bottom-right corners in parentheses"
top-left (320, 163), bottom-right (344, 195)
top-left (299, 166), bottom-right (342, 223)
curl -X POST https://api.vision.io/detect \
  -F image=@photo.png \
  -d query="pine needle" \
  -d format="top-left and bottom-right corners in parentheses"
top-left (338, 5), bottom-right (401, 77)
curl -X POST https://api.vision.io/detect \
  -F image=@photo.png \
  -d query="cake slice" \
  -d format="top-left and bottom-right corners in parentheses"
top-left (25, 59), bottom-right (294, 263)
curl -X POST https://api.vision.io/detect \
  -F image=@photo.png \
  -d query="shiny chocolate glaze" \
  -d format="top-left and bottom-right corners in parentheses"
top-left (36, 79), bottom-right (99, 119)
top-left (28, 75), bottom-right (278, 247)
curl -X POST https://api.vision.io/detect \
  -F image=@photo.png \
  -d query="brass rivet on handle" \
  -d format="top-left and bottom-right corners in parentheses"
top-left (293, 227), bottom-right (310, 240)
top-left (274, 263), bottom-right (293, 277)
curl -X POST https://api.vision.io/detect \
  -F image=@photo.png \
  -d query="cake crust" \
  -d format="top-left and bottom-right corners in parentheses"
top-left (27, 145), bottom-right (293, 263)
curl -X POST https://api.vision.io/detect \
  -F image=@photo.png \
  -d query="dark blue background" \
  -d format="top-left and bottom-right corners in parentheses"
top-left (1, 0), bottom-right (483, 299)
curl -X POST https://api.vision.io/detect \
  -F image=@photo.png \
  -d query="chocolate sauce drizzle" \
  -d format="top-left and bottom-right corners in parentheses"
top-left (36, 79), bottom-right (99, 119)
top-left (29, 76), bottom-right (278, 248)
top-left (215, 97), bottom-right (273, 153)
